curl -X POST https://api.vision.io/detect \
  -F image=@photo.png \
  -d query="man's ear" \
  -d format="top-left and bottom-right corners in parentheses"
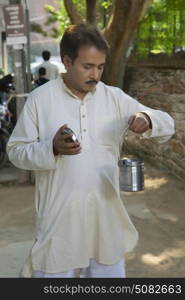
top-left (63, 56), bottom-right (72, 70)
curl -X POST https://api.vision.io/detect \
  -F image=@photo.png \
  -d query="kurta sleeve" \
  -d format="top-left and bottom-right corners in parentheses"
top-left (7, 93), bottom-right (57, 171)
top-left (118, 89), bottom-right (175, 143)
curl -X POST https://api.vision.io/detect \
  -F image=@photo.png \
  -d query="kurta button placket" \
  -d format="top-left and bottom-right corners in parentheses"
top-left (80, 101), bottom-right (89, 149)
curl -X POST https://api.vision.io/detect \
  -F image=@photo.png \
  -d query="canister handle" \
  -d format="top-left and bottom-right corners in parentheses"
top-left (119, 124), bottom-right (129, 159)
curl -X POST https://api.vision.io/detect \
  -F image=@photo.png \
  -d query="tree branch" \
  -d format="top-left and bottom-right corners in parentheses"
top-left (64, 0), bottom-right (83, 25)
top-left (104, 0), bottom-right (152, 49)
top-left (86, 0), bottom-right (97, 25)
top-left (102, 0), bottom-right (153, 86)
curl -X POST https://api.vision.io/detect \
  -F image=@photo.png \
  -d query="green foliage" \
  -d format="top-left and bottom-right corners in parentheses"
top-left (44, 2), bottom-right (71, 38)
top-left (31, 0), bottom-right (113, 38)
top-left (43, 0), bottom-right (87, 38)
top-left (99, 0), bottom-right (113, 29)
top-left (134, 0), bottom-right (185, 57)
top-left (167, 0), bottom-right (185, 10)
top-left (101, 0), bottom-right (112, 10)
top-left (31, 23), bottom-right (48, 37)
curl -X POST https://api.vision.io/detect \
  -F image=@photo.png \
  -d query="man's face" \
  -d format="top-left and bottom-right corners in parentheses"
top-left (63, 46), bottom-right (106, 97)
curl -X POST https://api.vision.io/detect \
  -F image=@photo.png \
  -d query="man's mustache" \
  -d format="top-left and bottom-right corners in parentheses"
top-left (85, 80), bottom-right (98, 85)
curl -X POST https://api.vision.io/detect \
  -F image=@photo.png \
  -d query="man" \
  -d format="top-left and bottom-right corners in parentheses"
top-left (34, 67), bottom-right (49, 88)
top-left (7, 24), bottom-right (175, 278)
top-left (34, 50), bottom-right (59, 80)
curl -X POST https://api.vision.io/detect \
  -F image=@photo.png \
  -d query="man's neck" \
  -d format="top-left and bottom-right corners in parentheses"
top-left (62, 75), bottom-right (87, 100)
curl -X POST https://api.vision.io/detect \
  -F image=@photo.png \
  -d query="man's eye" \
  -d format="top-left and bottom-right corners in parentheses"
top-left (84, 66), bottom-right (91, 70)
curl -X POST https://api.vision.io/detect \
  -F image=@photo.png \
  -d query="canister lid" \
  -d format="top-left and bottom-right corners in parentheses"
top-left (118, 158), bottom-right (144, 167)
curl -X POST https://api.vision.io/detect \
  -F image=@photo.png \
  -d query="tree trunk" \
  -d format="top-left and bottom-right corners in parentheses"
top-left (86, 0), bottom-right (97, 25)
top-left (64, 0), bottom-right (83, 25)
top-left (102, 0), bottom-right (153, 88)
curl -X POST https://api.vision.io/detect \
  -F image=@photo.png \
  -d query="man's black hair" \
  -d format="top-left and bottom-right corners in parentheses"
top-left (42, 50), bottom-right (51, 61)
top-left (38, 67), bottom-right (47, 76)
top-left (60, 24), bottom-right (109, 63)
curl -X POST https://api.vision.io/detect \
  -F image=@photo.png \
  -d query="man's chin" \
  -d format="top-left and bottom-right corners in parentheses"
top-left (85, 83), bottom-right (97, 91)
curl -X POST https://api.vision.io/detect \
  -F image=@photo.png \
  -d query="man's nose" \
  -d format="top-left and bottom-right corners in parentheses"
top-left (90, 68), bottom-right (100, 80)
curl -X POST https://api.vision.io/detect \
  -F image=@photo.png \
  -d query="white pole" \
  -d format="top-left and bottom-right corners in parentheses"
top-left (25, 0), bottom-right (32, 92)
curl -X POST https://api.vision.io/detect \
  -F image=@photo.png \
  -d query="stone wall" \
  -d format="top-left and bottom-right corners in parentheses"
top-left (123, 66), bottom-right (185, 181)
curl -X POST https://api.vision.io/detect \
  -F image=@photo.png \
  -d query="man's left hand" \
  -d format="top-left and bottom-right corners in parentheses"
top-left (128, 112), bottom-right (152, 134)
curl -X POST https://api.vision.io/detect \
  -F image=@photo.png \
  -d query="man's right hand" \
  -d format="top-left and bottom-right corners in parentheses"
top-left (53, 124), bottom-right (81, 156)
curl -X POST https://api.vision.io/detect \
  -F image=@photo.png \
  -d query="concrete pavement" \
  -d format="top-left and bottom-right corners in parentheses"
top-left (0, 162), bottom-right (19, 184)
top-left (0, 240), bottom-right (33, 277)
top-left (0, 161), bottom-right (185, 277)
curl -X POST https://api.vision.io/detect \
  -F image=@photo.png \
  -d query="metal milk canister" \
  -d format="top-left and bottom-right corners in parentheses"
top-left (118, 157), bottom-right (144, 192)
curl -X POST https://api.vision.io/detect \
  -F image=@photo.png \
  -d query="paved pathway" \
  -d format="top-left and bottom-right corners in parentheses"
top-left (0, 162), bottom-right (184, 277)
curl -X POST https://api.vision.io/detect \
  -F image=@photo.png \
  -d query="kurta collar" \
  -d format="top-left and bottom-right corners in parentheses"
top-left (59, 74), bottom-right (97, 101)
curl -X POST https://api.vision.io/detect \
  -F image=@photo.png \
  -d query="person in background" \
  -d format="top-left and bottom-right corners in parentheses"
top-left (34, 50), bottom-right (60, 80)
top-left (0, 74), bottom-right (14, 104)
top-left (34, 67), bottom-right (49, 88)
top-left (7, 24), bottom-right (175, 278)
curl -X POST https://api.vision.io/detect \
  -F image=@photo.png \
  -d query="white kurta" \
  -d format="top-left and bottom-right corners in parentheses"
top-left (7, 77), bottom-right (175, 277)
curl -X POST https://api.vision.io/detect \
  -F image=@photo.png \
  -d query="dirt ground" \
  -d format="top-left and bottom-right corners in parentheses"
top-left (0, 161), bottom-right (185, 278)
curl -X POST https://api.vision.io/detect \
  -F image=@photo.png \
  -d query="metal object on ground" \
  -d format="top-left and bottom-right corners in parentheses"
top-left (118, 157), bottom-right (144, 192)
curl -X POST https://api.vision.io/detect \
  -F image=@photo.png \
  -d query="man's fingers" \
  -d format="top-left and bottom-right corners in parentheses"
top-left (60, 133), bottom-right (73, 142)
top-left (53, 124), bottom-right (82, 156)
top-left (128, 115), bottom-right (150, 133)
top-left (57, 138), bottom-right (80, 148)
top-left (57, 124), bottom-right (68, 134)
top-left (62, 142), bottom-right (80, 149)
top-left (66, 147), bottom-right (81, 155)
top-left (57, 146), bottom-right (81, 155)
top-left (133, 123), bottom-right (147, 133)
top-left (128, 116), bottom-right (135, 128)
